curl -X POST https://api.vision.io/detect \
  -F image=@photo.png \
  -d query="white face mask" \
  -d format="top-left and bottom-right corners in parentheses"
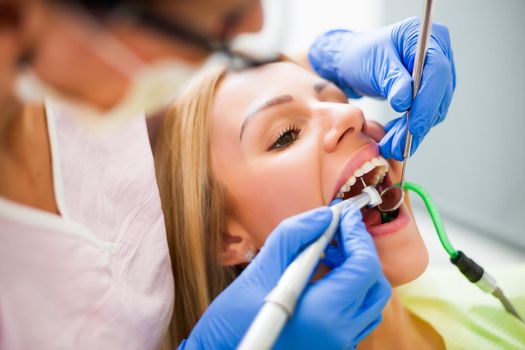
top-left (14, 54), bottom-right (227, 129)
top-left (12, 14), bottom-right (231, 130)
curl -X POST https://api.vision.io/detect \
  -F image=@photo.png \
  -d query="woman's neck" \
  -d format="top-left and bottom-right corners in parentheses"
top-left (0, 101), bottom-right (59, 214)
top-left (0, 96), bottom-right (23, 141)
top-left (357, 290), bottom-right (444, 350)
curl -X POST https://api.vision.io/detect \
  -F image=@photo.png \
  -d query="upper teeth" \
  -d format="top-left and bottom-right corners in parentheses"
top-left (336, 156), bottom-right (389, 198)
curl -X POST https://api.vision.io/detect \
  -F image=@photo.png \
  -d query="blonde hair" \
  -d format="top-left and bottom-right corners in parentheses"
top-left (154, 66), bottom-right (238, 346)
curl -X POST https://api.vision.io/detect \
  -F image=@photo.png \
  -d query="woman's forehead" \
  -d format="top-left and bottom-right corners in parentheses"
top-left (214, 62), bottom-right (320, 113)
top-left (228, 62), bottom-right (318, 94)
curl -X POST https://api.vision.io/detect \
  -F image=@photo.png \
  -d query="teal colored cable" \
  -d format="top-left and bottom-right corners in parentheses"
top-left (402, 182), bottom-right (459, 260)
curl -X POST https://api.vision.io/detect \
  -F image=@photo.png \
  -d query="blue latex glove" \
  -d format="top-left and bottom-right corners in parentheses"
top-left (179, 205), bottom-right (391, 349)
top-left (308, 17), bottom-right (456, 160)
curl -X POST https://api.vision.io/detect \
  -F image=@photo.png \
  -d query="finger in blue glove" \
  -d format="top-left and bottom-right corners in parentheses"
top-left (379, 115), bottom-right (425, 161)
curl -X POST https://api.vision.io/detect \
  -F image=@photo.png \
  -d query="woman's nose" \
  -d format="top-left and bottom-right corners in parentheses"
top-left (322, 105), bottom-right (366, 153)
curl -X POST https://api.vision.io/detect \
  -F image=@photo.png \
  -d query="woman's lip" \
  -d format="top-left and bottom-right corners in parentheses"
top-left (332, 142), bottom-right (379, 199)
top-left (366, 203), bottom-right (410, 237)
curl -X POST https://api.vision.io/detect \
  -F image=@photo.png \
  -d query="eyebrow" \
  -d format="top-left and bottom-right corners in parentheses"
top-left (239, 81), bottom-right (329, 140)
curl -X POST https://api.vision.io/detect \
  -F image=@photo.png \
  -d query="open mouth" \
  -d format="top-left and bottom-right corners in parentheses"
top-left (332, 144), bottom-right (410, 236)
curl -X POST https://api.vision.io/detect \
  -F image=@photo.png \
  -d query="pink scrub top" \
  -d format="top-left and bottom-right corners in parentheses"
top-left (0, 101), bottom-right (174, 349)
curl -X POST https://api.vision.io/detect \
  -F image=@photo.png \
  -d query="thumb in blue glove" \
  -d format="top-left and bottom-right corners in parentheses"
top-left (308, 17), bottom-right (456, 160)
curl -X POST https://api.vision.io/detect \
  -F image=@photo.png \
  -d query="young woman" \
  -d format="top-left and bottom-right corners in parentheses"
top-left (154, 61), bottom-right (525, 349)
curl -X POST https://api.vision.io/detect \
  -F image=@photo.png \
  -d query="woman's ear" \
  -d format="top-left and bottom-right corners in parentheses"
top-left (218, 218), bottom-right (255, 266)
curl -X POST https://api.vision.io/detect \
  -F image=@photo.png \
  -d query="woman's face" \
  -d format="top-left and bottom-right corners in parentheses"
top-left (210, 62), bottom-right (428, 286)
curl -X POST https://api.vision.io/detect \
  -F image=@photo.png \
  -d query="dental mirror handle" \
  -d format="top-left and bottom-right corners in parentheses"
top-left (400, 0), bottom-right (433, 188)
top-left (237, 187), bottom-right (382, 350)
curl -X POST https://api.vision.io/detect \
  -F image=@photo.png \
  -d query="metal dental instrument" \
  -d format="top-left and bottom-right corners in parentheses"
top-left (405, 181), bottom-right (523, 322)
top-left (378, 0), bottom-right (434, 213)
top-left (238, 186), bottom-right (383, 350)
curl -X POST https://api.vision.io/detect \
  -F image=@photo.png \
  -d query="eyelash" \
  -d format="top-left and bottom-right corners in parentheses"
top-left (268, 124), bottom-right (301, 151)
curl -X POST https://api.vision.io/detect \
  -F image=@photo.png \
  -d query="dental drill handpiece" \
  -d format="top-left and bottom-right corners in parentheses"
top-left (237, 186), bottom-right (383, 350)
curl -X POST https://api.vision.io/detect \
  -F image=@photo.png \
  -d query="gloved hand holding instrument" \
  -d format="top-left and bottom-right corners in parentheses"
top-left (308, 6), bottom-right (456, 161)
top-left (180, 204), bottom-right (391, 350)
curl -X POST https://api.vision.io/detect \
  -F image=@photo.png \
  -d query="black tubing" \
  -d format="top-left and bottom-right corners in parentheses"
top-left (450, 250), bottom-right (484, 283)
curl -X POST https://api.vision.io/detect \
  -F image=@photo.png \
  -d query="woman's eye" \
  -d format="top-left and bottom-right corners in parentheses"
top-left (268, 126), bottom-right (301, 151)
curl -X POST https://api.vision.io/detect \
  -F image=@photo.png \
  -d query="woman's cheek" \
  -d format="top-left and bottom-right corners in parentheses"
top-left (254, 167), bottom-right (325, 245)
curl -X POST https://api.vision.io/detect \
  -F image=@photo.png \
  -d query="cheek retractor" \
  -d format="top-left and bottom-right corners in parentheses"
top-left (238, 186), bottom-right (382, 350)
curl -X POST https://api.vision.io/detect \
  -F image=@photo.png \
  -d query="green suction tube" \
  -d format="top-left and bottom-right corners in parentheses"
top-left (400, 182), bottom-right (524, 321)
top-left (403, 182), bottom-right (459, 260)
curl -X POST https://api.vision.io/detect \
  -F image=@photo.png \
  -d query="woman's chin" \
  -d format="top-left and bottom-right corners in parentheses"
top-left (374, 225), bottom-right (429, 287)
top-left (384, 249), bottom-right (428, 287)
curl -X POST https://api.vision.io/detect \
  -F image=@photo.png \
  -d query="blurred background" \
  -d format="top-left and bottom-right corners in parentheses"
top-left (258, 0), bottom-right (525, 264)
